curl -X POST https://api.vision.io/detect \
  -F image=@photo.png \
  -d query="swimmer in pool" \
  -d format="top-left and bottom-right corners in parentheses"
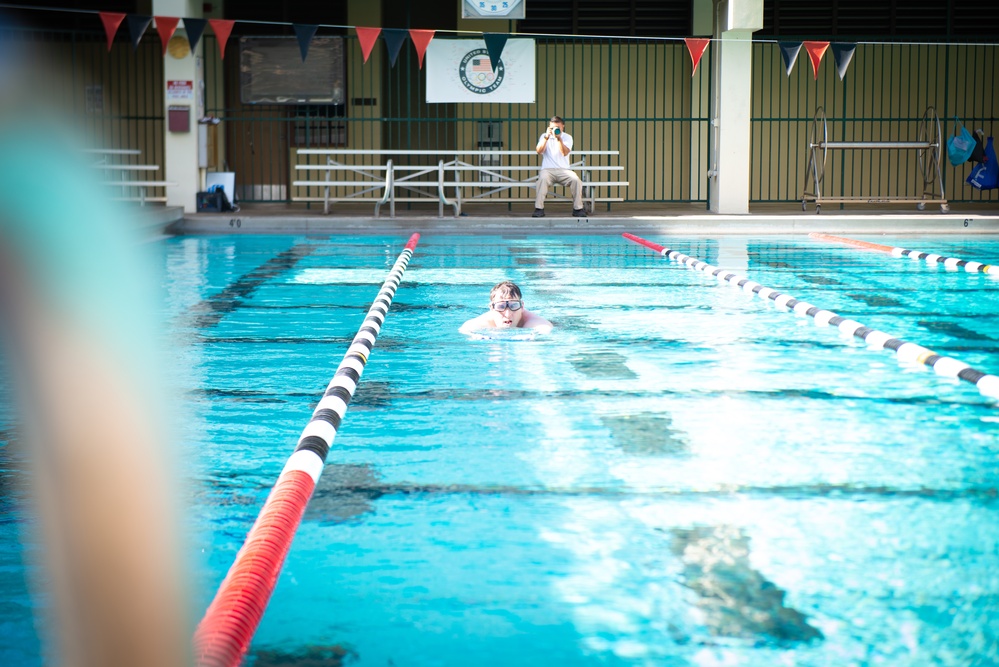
top-left (459, 281), bottom-right (553, 335)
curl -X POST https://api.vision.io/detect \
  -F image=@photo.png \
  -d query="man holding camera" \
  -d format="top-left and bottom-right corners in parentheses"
top-left (532, 115), bottom-right (587, 218)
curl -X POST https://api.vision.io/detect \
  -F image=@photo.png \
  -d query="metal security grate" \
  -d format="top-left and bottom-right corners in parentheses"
top-left (519, 0), bottom-right (692, 37)
top-left (761, 0), bottom-right (999, 40)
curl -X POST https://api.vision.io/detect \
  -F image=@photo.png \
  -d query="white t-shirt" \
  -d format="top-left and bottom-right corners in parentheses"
top-left (538, 131), bottom-right (573, 170)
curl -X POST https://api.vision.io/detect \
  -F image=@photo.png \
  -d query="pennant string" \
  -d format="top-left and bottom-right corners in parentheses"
top-left (11, 6), bottom-right (871, 86)
top-left (0, 6), bottom-right (989, 47)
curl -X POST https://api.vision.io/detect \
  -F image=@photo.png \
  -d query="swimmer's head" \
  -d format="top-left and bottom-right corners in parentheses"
top-left (490, 281), bottom-right (522, 302)
top-left (488, 281), bottom-right (525, 328)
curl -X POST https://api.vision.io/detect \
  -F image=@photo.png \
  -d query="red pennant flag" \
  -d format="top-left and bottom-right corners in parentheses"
top-left (803, 41), bottom-right (830, 80)
top-left (409, 29), bottom-right (435, 69)
top-left (208, 19), bottom-right (236, 60)
top-left (356, 27), bottom-right (381, 64)
top-left (154, 16), bottom-right (180, 56)
top-left (684, 38), bottom-right (710, 77)
top-left (99, 12), bottom-right (125, 52)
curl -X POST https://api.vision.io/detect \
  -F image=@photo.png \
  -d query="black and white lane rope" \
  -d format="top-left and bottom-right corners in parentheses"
top-left (623, 233), bottom-right (999, 400)
top-left (194, 233), bottom-right (421, 667)
top-left (810, 232), bottom-right (998, 274)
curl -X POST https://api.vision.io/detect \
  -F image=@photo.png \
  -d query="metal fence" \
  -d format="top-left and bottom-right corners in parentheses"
top-left (751, 41), bottom-right (998, 206)
top-left (0, 27), bottom-right (166, 200)
top-left (206, 33), bottom-right (996, 207)
top-left (7, 27), bottom-right (994, 208)
top-left (204, 34), bottom-right (711, 206)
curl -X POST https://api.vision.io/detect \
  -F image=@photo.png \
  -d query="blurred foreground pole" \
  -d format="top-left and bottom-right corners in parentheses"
top-left (0, 17), bottom-right (189, 667)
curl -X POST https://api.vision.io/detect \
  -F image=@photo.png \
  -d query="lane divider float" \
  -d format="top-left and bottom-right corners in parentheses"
top-left (193, 233), bottom-right (421, 667)
top-left (809, 232), bottom-right (997, 275)
top-left (622, 232), bottom-right (999, 400)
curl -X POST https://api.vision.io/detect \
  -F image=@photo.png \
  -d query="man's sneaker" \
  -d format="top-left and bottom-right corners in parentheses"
top-left (532, 208), bottom-right (545, 218)
top-left (572, 208), bottom-right (587, 217)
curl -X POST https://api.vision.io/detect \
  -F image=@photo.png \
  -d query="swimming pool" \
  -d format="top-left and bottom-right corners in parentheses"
top-left (5, 233), bottom-right (999, 665)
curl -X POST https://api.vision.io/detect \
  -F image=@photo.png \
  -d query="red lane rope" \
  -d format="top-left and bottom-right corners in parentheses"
top-left (808, 232), bottom-right (895, 253)
top-left (194, 470), bottom-right (315, 667)
top-left (193, 233), bottom-right (421, 667)
top-left (622, 232), bottom-right (666, 254)
top-left (810, 232), bottom-right (997, 274)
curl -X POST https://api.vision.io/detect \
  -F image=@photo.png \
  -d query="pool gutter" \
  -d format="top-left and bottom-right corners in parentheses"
top-left (171, 211), bottom-right (999, 236)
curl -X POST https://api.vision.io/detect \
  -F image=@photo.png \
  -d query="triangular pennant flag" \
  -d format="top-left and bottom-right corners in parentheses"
top-left (127, 15), bottom-right (152, 51)
top-left (154, 17), bottom-right (180, 56)
top-left (382, 29), bottom-right (408, 68)
top-left (409, 29), bottom-right (435, 69)
top-left (98, 12), bottom-right (125, 52)
top-left (293, 24), bottom-right (319, 62)
top-left (208, 19), bottom-right (236, 60)
top-left (778, 42), bottom-right (802, 76)
top-left (482, 33), bottom-right (509, 73)
top-left (803, 41), bottom-right (830, 80)
top-left (182, 17), bottom-right (207, 53)
top-left (684, 38), bottom-right (710, 77)
top-left (831, 42), bottom-right (857, 81)
top-left (356, 27), bottom-right (381, 64)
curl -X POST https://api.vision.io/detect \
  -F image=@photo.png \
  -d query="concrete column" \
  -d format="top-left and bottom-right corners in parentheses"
top-left (153, 0), bottom-right (204, 212)
top-left (708, 0), bottom-right (762, 214)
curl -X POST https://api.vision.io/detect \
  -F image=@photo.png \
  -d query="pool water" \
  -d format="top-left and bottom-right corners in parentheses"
top-left (5, 233), bottom-right (999, 666)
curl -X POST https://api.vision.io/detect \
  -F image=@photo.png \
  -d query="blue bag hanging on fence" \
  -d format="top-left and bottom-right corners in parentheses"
top-left (967, 137), bottom-right (998, 191)
top-left (947, 118), bottom-right (976, 166)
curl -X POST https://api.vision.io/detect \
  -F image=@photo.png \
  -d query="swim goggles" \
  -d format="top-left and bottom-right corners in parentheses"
top-left (490, 299), bottom-right (523, 312)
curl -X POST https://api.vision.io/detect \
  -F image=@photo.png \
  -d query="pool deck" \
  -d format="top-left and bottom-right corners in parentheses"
top-left (156, 201), bottom-right (999, 236)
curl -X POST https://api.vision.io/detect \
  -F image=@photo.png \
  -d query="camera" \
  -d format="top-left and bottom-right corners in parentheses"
top-left (554, 128), bottom-right (561, 136)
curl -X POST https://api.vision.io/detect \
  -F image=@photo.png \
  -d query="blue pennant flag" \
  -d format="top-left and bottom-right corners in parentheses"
top-left (831, 43), bottom-right (857, 81)
top-left (294, 24), bottom-right (319, 62)
top-left (183, 18), bottom-right (207, 53)
top-left (382, 29), bottom-right (408, 67)
top-left (483, 33), bottom-right (509, 73)
top-left (127, 15), bottom-right (152, 51)
top-left (778, 41), bottom-right (802, 76)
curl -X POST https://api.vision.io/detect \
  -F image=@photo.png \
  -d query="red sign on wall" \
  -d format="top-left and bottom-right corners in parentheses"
top-left (167, 80), bottom-right (194, 100)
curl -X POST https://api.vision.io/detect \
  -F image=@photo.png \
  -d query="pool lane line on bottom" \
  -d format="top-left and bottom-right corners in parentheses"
top-left (192, 233), bottom-right (421, 667)
top-left (809, 232), bottom-right (998, 275)
top-left (622, 232), bottom-right (999, 400)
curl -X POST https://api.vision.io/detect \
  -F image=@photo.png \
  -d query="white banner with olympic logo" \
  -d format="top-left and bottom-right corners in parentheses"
top-left (426, 39), bottom-right (535, 103)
